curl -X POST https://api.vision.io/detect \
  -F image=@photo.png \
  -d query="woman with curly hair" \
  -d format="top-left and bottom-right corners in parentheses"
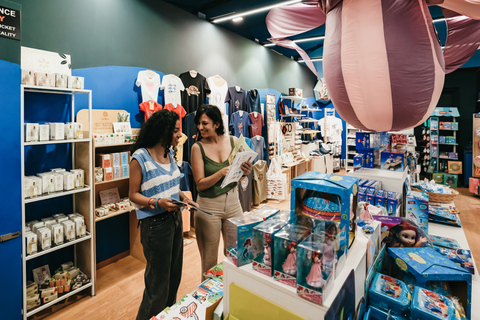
top-left (129, 109), bottom-right (198, 320)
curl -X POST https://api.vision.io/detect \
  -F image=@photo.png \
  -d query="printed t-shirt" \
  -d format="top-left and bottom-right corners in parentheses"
top-left (251, 135), bottom-right (266, 163)
top-left (207, 75), bottom-right (228, 115)
top-left (162, 74), bottom-right (184, 107)
top-left (176, 133), bottom-right (188, 163)
top-left (225, 87), bottom-right (247, 117)
top-left (136, 70), bottom-right (161, 102)
top-left (164, 103), bottom-right (187, 133)
top-left (139, 101), bottom-right (163, 122)
top-left (249, 112), bottom-right (263, 137)
top-left (253, 160), bottom-right (267, 205)
top-left (179, 71), bottom-right (210, 114)
top-left (246, 89), bottom-right (261, 113)
top-left (230, 111), bottom-right (252, 138)
top-left (238, 171), bottom-right (253, 212)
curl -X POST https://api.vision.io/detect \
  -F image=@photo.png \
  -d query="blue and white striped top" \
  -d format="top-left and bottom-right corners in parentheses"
top-left (131, 147), bottom-right (180, 220)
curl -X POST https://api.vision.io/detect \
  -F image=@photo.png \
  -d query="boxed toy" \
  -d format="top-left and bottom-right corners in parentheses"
top-left (443, 174), bottom-right (458, 188)
top-left (387, 247), bottom-right (472, 318)
top-left (381, 149), bottom-right (405, 172)
top-left (353, 154), bottom-right (364, 170)
top-left (252, 216), bottom-right (290, 276)
top-left (358, 187), bottom-right (368, 203)
top-left (296, 233), bottom-right (335, 305)
top-left (439, 121), bottom-right (445, 129)
top-left (363, 306), bottom-right (408, 320)
top-left (273, 223), bottom-right (311, 287)
top-left (405, 190), bottom-right (429, 234)
top-left (432, 173), bottom-right (443, 184)
top-left (356, 132), bottom-right (380, 150)
top-left (359, 151), bottom-right (374, 168)
top-left (386, 191), bottom-right (401, 216)
top-left (225, 214), bottom-right (263, 267)
top-left (390, 134), bottom-right (408, 150)
top-left (375, 189), bottom-right (386, 208)
top-left (411, 287), bottom-right (457, 320)
top-left (439, 136), bottom-right (446, 144)
top-left (312, 219), bottom-right (342, 273)
top-left (291, 172), bottom-right (359, 271)
top-left (430, 117), bottom-right (439, 130)
top-left (366, 189), bottom-right (376, 205)
top-left (364, 180), bottom-right (382, 191)
top-left (368, 273), bottom-right (411, 316)
top-left (451, 122), bottom-right (458, 130)
top-left (447, 161), bottom-right (462, 174)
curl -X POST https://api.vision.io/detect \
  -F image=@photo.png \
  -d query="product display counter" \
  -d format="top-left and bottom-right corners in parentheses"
top-left (348, 168), bottom-right (408, 194)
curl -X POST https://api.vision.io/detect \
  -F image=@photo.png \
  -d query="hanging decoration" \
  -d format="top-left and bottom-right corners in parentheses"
top-left (266, 0), bottom-right (480, 132)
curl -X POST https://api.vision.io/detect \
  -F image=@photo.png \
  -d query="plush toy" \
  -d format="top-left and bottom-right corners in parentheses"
top-left (384, 220), bottom-right (428, 248)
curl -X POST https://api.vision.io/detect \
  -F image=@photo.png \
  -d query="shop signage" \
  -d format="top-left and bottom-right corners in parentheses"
top-left (0, 5), bottom-right (20, 40)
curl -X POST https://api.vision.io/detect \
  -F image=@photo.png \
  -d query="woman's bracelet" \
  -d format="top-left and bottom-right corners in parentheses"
top-left (156, 198), bottom-right (161, 209)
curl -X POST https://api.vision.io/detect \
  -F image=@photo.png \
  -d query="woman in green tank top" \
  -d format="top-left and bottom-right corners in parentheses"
top-left (191, 105), bottom-right (253, 278)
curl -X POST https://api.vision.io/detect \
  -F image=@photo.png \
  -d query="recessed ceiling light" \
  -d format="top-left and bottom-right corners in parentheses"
top-left (232, 17), bottom-right (243, 23)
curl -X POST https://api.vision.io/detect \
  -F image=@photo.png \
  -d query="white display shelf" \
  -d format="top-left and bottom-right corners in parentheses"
top-left (281, 95), bottom-right (305, 103)
top-left (438, 128), bottom-right (458, 131)
top-left (348, 168), bottom-right (408, 194)
top-left (224, 233), bottom-right (370, 320)
top-left (25, 233), bottom-right (91, 261)
top-left (95, 207), bottom-right (135, 222)
top-left (95, 177), bottom-right (129, 185)
top-left (299, 108), bottom-right (321, 112)
top-left (26, 282), bottom-right (92, 317)
top-left (280, 114), bottom-right (305, 118)
top-left (297, 119), bottom-right (318, 123)
top-left (23, 186), bottom-right (91, 203)
top-left (22, 85), bottom-right (90, 95)
top-left (24, 138), bottom-right (90, 146)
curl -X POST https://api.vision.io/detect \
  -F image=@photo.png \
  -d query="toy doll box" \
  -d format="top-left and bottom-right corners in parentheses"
top-left (252, 216), bottom-right (290, 277)
top-left (296, 233), bottom-right (334, 305)
top-left (272, 223), bottom-right (311, 288)
top-left (388, 247), bottom-right (472, 318)
top-left (368, 273), bottom-right (411, 316)
top-left (225, 214), bottom-right (263, 267)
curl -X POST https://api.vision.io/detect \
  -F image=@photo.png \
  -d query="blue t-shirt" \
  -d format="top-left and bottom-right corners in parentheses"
top-left (251, 135), bottom-right (266, 163)
top-left (246, 89), bottom-right (261, 113)
top-left (230, 111), bottom-right (252, 138)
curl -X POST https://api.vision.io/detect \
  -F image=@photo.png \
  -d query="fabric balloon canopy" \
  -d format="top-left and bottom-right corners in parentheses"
top-left (266, 0), bottom-right (480, 132)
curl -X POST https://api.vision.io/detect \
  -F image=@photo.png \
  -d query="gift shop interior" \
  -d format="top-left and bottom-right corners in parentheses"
top-left (2, 0), bottom-right (480, 320)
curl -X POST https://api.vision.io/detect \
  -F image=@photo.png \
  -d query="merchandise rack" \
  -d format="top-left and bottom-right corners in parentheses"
top-left (20, 85), bottom-right (94, 319)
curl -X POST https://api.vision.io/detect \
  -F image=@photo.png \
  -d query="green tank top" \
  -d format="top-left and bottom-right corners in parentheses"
top-left (195, 136), bottom-right (237, 198)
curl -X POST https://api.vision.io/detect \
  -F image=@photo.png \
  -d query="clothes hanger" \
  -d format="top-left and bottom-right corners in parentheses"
top-left (189, 70), bottom-right (198, 78)
top-left (146, 70), bottom-right (156, 79)
top-left (235, 86), bottom-right (241, 92)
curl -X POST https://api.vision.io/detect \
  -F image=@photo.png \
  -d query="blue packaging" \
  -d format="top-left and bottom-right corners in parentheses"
top-left (120, 151), bottom-right (129, 165)
top-left (381, 149), bottom-right (405, 172)
top-left (405, 191), bottom-right (429, 234)
top-left (375, 189), bottom-right (386, 208)
top-left (354, 154), bottom-right (365, 170)
top-left (359, 179), bottom-right (369, 186)
top-left (411, 287), bottom-right (456, 320)
top-left (368, 273), bottom-right (411, 316)
top-left (252, 216), bottom-right (290, 277)
top-left (363, 306), bottom-right (408, 320)
top-left (225, 214), bottom-right (264, 266)
top-left (366, 189), bottom-right (376, 205)
top-left (386, 191), bottom-right (400, 216)
top-left (121, 164), bottom-right (129, 178)
top-left (439, 136), bottom-right (446, 144)
top-left (358, 187), bottom-right (368, 203)
top-left (360, 151), bottom-right (374, 168)
top-left (356, 132), bottom-right (381, 150)
top-left (379, 132), bottom-right (390, 149)
top-left (273, 223), bottom-right (311, 287)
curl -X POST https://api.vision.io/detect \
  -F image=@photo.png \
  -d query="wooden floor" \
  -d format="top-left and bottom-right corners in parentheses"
top-left (34, 188), bottom-right (479, 320)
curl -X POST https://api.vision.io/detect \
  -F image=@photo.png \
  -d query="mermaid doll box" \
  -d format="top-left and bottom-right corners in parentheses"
top-left (291, 172), bottom-right (359, 271)
top-left (225, 214), bottom-right (263, 267)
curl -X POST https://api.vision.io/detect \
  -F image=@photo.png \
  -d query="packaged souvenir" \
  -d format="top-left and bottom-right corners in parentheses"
top-left (369, 273), bottom-right (411, 316)
top-left (411, 287), bottom-right (457, 320)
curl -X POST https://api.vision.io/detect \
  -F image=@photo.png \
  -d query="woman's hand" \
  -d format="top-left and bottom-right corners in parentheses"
top-left (240, 160), bottom-right (253, 176)
top-left (157, 198), bottom-right (181, 212)
top-left (219, 166), bottom-right (230, 177)
top-left (183, 198), bottom-right (199, 208)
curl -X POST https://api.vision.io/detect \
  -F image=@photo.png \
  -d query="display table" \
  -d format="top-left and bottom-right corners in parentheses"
top-left (348, 168), bottom-right (408, 194)
top-left (223, 231), bottom-right (370, 319)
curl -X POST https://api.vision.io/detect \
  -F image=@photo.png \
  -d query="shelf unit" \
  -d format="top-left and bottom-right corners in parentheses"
top-left (429, 107), bottom-right (460, 175)
top-left (21, 85), bottom-right (94, 319)
top-left (346, 124), bottom-right (361, 171)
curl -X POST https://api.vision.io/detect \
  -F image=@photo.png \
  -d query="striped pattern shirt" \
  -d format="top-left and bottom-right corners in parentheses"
top-left (131, 148), bottom-right (180, 220)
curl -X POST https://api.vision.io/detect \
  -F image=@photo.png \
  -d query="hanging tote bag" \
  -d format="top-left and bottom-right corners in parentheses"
top-left (266, 157), bottom-right (287, 201)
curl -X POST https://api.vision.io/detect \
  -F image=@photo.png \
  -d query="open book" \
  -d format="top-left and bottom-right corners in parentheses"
top-left (221, 135), bottom-right (257, 188)
top-left (168, 198), bottom-right (213, 215)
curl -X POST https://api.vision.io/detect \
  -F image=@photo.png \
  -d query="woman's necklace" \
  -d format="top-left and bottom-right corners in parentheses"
top-left (148, 148), bottom-right (169, 164)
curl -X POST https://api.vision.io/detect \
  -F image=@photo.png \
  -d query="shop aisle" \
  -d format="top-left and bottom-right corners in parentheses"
top-left (35, 188), bottom-right (478, 320)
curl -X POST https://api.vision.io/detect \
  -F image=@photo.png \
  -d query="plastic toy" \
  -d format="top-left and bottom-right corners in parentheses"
top-left (368, 273), bottom-right (411, 316)
top-left (283, 242), bottom-right (298, 276)
top-left (383, 219), bottom-right (427, 248)
top-left (411, 287), bottom-right (457, 320)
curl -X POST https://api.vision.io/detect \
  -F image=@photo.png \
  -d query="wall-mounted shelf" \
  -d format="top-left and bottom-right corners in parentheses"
top-left (95, 177), bottom-right (130, 186)
top-left (25, 233), bottom-right (92, 261)
top-left (95, 207), bottom-right (135, 222)
top-left (24, 186), bottom-right (91, 203)
top-left (24, 138), bottom-right (90, 146)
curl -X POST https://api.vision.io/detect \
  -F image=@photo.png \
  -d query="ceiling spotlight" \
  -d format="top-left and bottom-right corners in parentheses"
top-left (232, 17), bottom-right (244, 23)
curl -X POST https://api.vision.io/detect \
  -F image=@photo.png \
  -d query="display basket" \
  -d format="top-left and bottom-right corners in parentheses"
top-left (411, 187), bottom-right (458, 203)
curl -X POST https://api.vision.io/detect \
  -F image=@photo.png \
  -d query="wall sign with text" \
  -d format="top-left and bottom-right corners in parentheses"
top-left (0, 6), bottom-right (20, 40)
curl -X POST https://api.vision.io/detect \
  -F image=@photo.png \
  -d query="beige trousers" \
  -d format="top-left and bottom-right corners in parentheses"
top-left (195, 187), bottom-right (243, 278)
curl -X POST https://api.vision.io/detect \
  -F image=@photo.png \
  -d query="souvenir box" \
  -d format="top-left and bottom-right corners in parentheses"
top-left (451, 122), bottom-right (458, 130)
top-left (358, 187), bottom-right (368, 203)
top-left (291, 172), bottom-right (359, 269)
top-left (447, 161), bottom-right (462, 174)
top-left (359, 151), bottom-right (374, 168)
top-left (411, 287), bottom-right (457, 320)
top-left (366, 189), bottom-right (376, 205)
top-left (354, 154), bottom-right (364, 170)
top-left (405, 191), bottom-right (429, 234)
top-left (443, 174), bottom-right (458, 188)
top-left (368, 273), bottom-right (411, 316)
top-left (387, 247), bottom-right (472, 318)
top-left (439, 136), bottom-right (446, 144)
top-left (296, 233), bottom-right (334, 305)
top-left (430, 117), bottom-right (439, 130)
top-left (375, 189), bottom-right (386, 208)
top-left (252, 216), bottom-right (290, 277)
top-left (432, 173), bottom-right (443, 184)
top-left (312, 220), bottom-right (344, 275)
top-left (356, 132), bottom-right (380, 150)
top-left (272, 223), bottom-right (310, 287)
top-left (381, 149), bottom-right (405, 172)
top-left (386, 192), bottom-right (401, 216)
top-left (225, 214), bottom-right (263, 267)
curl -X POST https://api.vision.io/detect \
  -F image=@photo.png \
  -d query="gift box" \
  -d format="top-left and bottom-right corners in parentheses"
top-left (443, 174), bottom-right (458, 188)
top-left (448, 152), bottom-right (458, 160)
top-left (386, 191), bottom-right (401, 216)
top-left (439, 122), bottom-right (445, 129)
top-left (296, 233), bottom-right (335, 305)
top-left (291, 173), bottom-right (359, 272)
top-left (439, 136), bottom-right (446, 144)
top-left (405, 191), bottom-right (429, 234)
top-left (432, 173), bottom-right (443, 184)
top-left (225, 214), bottom-right (263, 267)
top-left (252, 216), bottom-right (289, 277)
top-left (430, 117), bottom-right (439, 130)
top-left (447, 161), bottom-right (462, 174)
top-left (356, 132), bottom-right (381, 150)
top-left (381, 150), bottom-right (405, 172)
top-left (273, 223), bottom-right (311, 287)
top-left (353, 154), bottom-right (364, 170)
top-left (368, 273), bottom-right (411, 316)
top-left (387, 247), bottom-right (472, 318)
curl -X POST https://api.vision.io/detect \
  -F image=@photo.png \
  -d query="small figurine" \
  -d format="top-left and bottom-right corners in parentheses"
top-left (360, 202), bottom-right (373, 223)
top-left (242, 238), bottom-right (252, 260)
top-left (385, 220), bottom-right (427, 248)
top-left (282, 242), bottom-right (297, 276)
top-left (263, 234), bottom-right (271, 266)
top-left (306, 251), bottom-right (326, 288)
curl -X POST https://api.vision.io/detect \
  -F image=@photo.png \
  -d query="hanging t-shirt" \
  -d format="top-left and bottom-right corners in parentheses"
top-left (162, 74), bottom-right (184, 107)
top-left (319, 114), bottom-right (343, 143)
top-left (246, 89), bottom-right (261, 113)
top-left (164, 103), bottom-right (187, 133)
top-left (179, 71), bottom-right (210, 114)
top-left (230, 111), bottom-right (252, 138)
top-left (138, 101), bottom-right (163, 122)
top-left (251, 135), bottom-right (266, 163)
top-left (176, 133), bottom-right (188, 163)
top-left (249, 112), bottom-right (263, 137)
top-left (207, 75), bottom-right (228, 115)
top-left (253, 160), bottom-right (267, 206)
top-left (222, 114), bottom-right (229, 136)
top-left (178, 160), bottom-right (192, 191)
top-left (225, 86), bottom-right (247, 117)
top-left (136, 70), bottom-right (161, 103)
top-left (182, 112), bottom-right (197, 162)
top-left (238, 171), bottom-right (253, 212)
